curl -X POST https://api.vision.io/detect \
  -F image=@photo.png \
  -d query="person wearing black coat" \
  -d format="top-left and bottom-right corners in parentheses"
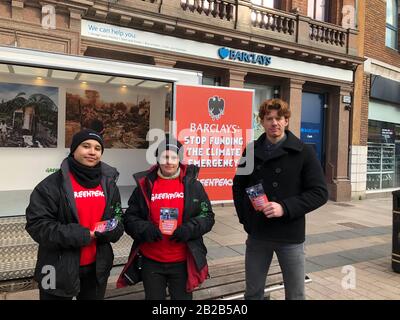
top-left (117, 135), bottom-right (215, 300)
top-left (232, 98), bottom-right (328, 300)
top-left (25, 129), bottom-right (124, 300)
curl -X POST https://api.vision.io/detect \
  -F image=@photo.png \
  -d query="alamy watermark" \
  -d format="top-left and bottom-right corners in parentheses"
top-left (145, 126), bottom-right (254, 177)
top-left (342, 5), bottom-right (356, 29)
top-left (341, 265), bottom-right (356, 290)
top-left (41, 265), bottom-right (56, 290)
top-left (41, 5), bottom-right (56, 30)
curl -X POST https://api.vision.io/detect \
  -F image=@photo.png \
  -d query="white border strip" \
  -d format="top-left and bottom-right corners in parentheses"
top-left (0, 46), bottom-right (202, 85)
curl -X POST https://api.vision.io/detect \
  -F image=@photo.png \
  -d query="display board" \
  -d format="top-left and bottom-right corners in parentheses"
top-left (175, 84), bottom-right (253, 202)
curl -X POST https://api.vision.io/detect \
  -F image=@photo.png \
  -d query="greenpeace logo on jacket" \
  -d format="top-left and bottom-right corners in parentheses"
top-left (74, 190), bottom-right (105, 198)
top-left (151, 192), bottom-right (184, 201)
top-left (25, 158), bottom-right (124, 297)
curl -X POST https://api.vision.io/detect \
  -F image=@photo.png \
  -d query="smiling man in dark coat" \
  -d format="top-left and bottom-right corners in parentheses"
top-left (232, 98), bottom-right (328, 300)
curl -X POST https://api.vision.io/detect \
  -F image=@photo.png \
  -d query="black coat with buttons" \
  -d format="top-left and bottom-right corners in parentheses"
top-left (232, 130), bottom-right (328, 243)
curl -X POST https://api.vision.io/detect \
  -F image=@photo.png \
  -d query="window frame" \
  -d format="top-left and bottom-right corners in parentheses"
top-left (308, 0), bottom-right (330, 22)
top-left (250, 0), bottom-right (280, 9)
top-left (385, 0), bottom-right (399, 49)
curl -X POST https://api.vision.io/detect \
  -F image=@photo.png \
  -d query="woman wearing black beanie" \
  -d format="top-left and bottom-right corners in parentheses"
top-left (25, 128), bottom-right (124, 300)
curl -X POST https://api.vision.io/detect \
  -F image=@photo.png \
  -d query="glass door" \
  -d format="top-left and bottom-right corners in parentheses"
top-left (300, 92), bottom-right (325, 164)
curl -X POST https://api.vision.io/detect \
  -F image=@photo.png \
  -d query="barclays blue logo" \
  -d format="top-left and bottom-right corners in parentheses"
top-left (218, 47), bottom-right (230, 59)
top-left (218, 47), bottom-right (271, 66)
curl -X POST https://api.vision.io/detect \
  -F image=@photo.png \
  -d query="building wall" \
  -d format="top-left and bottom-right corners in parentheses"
top-left (285, 0), bottom-right (357, 25)
top-left (360, 73), bottom-right (371, 146)
top-left (289, 0), bottom-right (308, 14)
top-left (0, 0), bottom-right (82, 54)
top-left (355, 0), bottom-right (400, 199)
top-left (364, 0), bottom-right (400, 68)
top-left (330, 0), bottom-right (355, 26)
top-left (351, 72), bottom-right (370, 199)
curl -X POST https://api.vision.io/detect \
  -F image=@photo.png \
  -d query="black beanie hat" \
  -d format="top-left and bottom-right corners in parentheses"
top-left (155, 134), bottom-right (183, 161)
top-left (70, 129), bottom-right (104, 155)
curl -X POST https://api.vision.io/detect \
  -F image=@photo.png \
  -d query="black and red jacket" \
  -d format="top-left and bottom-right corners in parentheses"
top-left (25, 158), bottom-right (124, 297)
top-left (117, 164), bottom-right (215, 292)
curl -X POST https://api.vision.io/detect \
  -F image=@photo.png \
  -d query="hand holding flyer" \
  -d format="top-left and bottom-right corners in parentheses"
top-left (246, 183), bottom-right (269, 211)
top-left (94, 218), bottom-right (118, 233)
top-left (159, 208), bottom-right (179, 235)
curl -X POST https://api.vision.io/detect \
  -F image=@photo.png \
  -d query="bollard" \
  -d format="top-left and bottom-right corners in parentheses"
top-left (392, 190), bottom-right (400, 273)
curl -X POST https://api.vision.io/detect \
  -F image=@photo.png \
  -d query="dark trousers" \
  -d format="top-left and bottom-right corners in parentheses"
top-left (141, 256), bottom-right (192, 300)
top-left (39, 263), bottom-right (108, 300)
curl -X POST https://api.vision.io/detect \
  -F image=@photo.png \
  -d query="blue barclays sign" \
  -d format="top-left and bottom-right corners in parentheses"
top-left (218, 47), bottom-right (271, 66)
top-left (300, 128), bottom-right (320, 134)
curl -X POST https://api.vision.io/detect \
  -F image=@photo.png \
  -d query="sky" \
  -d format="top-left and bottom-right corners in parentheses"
top-left (0, 82), bottom-right (58, 104)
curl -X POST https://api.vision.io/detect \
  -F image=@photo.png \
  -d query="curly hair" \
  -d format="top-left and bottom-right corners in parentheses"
top-left (258, 98), bottom-right (291, 121)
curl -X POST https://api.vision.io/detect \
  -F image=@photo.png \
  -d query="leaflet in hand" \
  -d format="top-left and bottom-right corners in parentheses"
top-left (246, 183), bottom-right (269, 211)
top-left (159, 208), bottom-right (178, 235)
top-left (94, 218), bottom-right (118, 233)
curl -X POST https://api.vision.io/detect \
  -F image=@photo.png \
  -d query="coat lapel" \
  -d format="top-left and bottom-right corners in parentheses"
top-left (60, 159), bottom-right (80, 223)
top-left (253, 131), bottom-right (303, 164)
top-left (265, 148), bottom-right (288, 162)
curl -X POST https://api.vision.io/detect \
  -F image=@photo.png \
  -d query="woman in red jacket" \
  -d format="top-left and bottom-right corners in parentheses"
top-left (118, 134), bottom-right (215, 300)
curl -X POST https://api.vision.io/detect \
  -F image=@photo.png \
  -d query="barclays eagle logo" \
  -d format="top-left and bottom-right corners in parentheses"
top-left (208, 96), bottom-right (225, 121)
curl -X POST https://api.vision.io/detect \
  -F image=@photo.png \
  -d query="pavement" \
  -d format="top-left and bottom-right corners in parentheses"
top-left (2, 196), bottom-right (399, 300)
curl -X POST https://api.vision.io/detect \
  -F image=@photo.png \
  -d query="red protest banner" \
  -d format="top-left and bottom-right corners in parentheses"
top-left (175, 84), bottom-right (253, 201)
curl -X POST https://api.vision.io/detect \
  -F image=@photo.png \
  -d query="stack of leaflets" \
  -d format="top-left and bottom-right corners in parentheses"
top-left (94, 218), bottom-right (118, 233)
top-left (159, 208), bottom-right (179, 235)
top-left (245, 183), bottom-right (269, 211)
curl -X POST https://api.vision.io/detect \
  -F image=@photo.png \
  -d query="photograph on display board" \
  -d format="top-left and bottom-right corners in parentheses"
top-left (0, 83), bottom-right (58, 148)
top-left (253, 110), bottom-right (264, 140)
top-left (65, 88), bottom-right (150, 149)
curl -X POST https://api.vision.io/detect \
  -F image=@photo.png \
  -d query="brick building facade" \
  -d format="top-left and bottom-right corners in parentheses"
top-left (352, 0), bottom-right (400, 199)
top-left (0, 0), bottom-right (365, 206)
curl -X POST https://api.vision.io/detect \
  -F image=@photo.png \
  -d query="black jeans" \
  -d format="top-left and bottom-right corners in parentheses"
top-left (141, 255), bottom-right (192, 300)
top-left (39, 263), bottom-right (108, 300)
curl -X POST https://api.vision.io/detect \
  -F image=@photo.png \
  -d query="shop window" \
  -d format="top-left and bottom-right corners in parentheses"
top-left (386, 0), bottom-right (398, 49)
top-left (202, 76), bottom-right (221, 86)
top-left (367, 120), bottom-right (398, 190)
top-left (396, 125), bottom-right (400, 187)
top-left (0, 63), bottom-right (172, 216)
top-left (307, 0), bottom-right (330, 22)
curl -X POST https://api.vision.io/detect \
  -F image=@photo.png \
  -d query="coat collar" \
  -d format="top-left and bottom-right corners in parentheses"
top-left (254, 130), bottom-right (303, 161)
top-left (60, 158), bottom-right (119, 222)
top-left (132, 163), bottom-right (200, 213)
top-left (61, 158), bottom-right (119, 180)
top-left (60, 158), bottom-right (79, 222)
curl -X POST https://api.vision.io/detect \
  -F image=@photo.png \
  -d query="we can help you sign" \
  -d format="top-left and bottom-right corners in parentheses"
top-left (175, 85), bottom-right (253, 202)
